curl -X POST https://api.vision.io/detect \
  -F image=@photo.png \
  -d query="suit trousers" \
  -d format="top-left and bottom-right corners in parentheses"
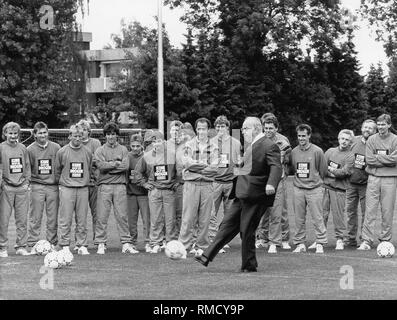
top-left (203, 198), bottom-right (268, 271)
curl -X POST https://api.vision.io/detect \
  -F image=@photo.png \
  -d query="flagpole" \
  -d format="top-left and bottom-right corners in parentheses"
top-left (157, 0), bottom-right (164, 134)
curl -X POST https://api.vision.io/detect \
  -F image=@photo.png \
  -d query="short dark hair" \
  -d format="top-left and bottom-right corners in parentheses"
top-left (195, 118), bottom-right (211, 130)
top-left (214, 115), bottom-right (230, 128)
top-left (261, 116), bottom-right (279, 129)
top-left (103, 122), bottom-right (120, 136)
top-left (33, 121), bottom-right (48, 135)
top-left (376, 114), bottom-right (392, 125)
top-left (296, 124), bottom-right (312, 135)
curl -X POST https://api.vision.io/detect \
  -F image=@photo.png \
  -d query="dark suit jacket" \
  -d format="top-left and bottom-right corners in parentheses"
top-left (230, 135), bottom-right (282, 205)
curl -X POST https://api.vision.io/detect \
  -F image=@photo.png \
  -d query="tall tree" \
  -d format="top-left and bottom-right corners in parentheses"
top-left (0, 0), bottom-right (87, 127)
top-left (365, 62), bottom-right (387, 118)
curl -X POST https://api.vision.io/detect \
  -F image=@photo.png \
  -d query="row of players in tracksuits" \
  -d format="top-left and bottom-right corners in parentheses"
top-left (0, 112), bottom-right (396, 258)
top-left (255, 113), bottom-right (397, 254)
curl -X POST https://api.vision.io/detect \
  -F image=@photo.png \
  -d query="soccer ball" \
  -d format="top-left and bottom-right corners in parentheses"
top-left (63, 251), bottom-right (74, 266)
top-left (56, 251), bottom-right (67, 267)
top-left (377, 241), bottom-right (395, 258)
top-left (44, 251), bottom-right (60, 269)
top-left (164, 240), bottom-right (187, 260)
top-left (33, 240), bottom-right (52, 255)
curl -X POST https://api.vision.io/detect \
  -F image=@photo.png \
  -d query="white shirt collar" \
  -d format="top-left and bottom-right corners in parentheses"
top-left (252, 132), bottom-right (265, 145)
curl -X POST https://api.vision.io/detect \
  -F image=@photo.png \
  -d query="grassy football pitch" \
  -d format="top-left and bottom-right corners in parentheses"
top-left (2, 178), bottom-right (397, 300)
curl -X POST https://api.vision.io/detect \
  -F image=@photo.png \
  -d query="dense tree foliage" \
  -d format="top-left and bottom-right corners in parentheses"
top-left (0, 0), bottom-right (88, 127)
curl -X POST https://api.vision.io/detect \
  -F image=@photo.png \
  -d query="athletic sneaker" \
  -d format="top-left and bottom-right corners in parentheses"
top-left (219, 248), bottom-right (226, 254)
top-left (16, 248), bottom-right (29, 256)
top-left (122, 243), bottom-right (139, 254)
top-left (97, 243), bottom-right (106, 255)
top-left (315, 244), bottom-right (324, 254)
top-left (73, 246), bottom-right (79, 252)
top-left (223, 244), bottom-right (230, 249)
top-left (189, 247), bottom-right (197, 255)
top-left (0, 249), bottom-right (8, 258)
top-left (145, 243), bottom-right (151, 253)
top-left (77, 246), bottom-right (90, 255)
top-left (293, 244), bottom-right (306, 253)
top-left (357, 241), bottom-right (371, 251)
top-left (268, 244), bottom-right (277, 254)
top-left (281, 241), bottom-right (291, 250)
top-left (195, 248), bottom-right (204, 257)
top-left (160, 241), bottom-right (166, 250)
top-left (335, 239), bottom-right (344, 251)
top-left (151, 245), bottom-right (161, 254)
top-left (255, 239), bottom-right (268, 249)
top-left (62, 246), bottom-right (72, 254)
top-left (308, 242), bottom-right (317, 250)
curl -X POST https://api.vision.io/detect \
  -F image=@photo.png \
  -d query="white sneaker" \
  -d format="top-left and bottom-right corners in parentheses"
top-left (73, 246), bottom-right (79, 252)
top-left (223, 244), bottom-right (230, 249)
top-left (97, 243), bottom-right (106, 255)
top-left (150, 245), bottom-right (161, 254)
top-left (145, 243), bottom-right (151, 253)
top-left (160, 241), bottom-right (166, 249)
top-left (315, 243), bottom-right (324, 254)
top-left (255, 239), bottom-right (268, 249)
top-left (308, 242), bottom-right (317, 250)
top-left (219, 248), bottom-right (226, 254)
top-left (268, 244), bottom-right (277, 254)
top-left (195, 248), bottom-right (204, 257)
top-left (122, 243), bottom-right (139, 254)
top-left (189, 247), bottom-right (197, 255)
top-left (293, 244), bottom-right (307, 253)
top-left (77, 246), bottom-right (90, 255)
top-left (357, 241), bottom-right (371, 251)
top-left (281, 241), bottom-right (291, 250)
top-left (0, 249), bottom-right (8, 258)
top-left (335, 239), bottom-right (344, 251)
top-left (16, 248), bottom-right (30, 256)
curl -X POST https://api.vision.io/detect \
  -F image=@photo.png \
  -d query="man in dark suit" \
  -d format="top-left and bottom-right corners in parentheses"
top-left (195, 117), bottom-right (282, 272)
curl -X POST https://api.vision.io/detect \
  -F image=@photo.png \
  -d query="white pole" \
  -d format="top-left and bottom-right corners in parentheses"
top-left (157, 0), bottom-right (164, 134)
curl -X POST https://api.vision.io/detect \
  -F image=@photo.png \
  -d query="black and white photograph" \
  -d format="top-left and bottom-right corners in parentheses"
top-left (1, 0), bottom-right (397, 307)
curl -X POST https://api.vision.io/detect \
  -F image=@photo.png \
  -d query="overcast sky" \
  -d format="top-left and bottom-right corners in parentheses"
top-left (76, 0), bottom-right (388, 76)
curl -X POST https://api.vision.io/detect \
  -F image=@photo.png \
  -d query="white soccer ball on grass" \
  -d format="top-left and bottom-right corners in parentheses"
top-left (164, 240), bottom-right (187, 260)
top-left (33, 240), bottom-right (52, 255)
top-left (44, 251), bottom-right (60, 269)
top-left (377, 241), bottom-right (395, 258)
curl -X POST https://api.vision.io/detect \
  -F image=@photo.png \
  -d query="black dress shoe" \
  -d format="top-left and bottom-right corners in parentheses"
top-left (195, 255), bottom-right (209, 267)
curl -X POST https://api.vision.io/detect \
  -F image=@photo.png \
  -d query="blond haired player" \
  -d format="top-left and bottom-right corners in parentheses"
top-left (0, 122), bottom-right (31, 257)
top-left (55, 124), bottom-right (92, 255)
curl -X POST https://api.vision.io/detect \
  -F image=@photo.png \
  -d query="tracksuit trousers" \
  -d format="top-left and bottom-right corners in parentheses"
top-left (58, 186), bottom-right (88, 247)
top-left (293, 186), bottom-right (327, 245)
top-left (345, 183), bottom-right (367, 245)
top-left (95, 184), bottom-right (132, 245)
top-left (323, 188), bottom-right (347, 241)
top-left (127, 194), bottom-right (150, 245)
top-left (148, 188), bottom-right (176, 246)
top-left (208, 181), bottom-right (234, 242)
top-left (28, 183), bottom-right (59, 247)
top-left (178, 181), bottom-right (214, 250)
top-left (0, 184), bottom-right (29, 250)
top-left (361, 176), bottom-right (397, 246)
